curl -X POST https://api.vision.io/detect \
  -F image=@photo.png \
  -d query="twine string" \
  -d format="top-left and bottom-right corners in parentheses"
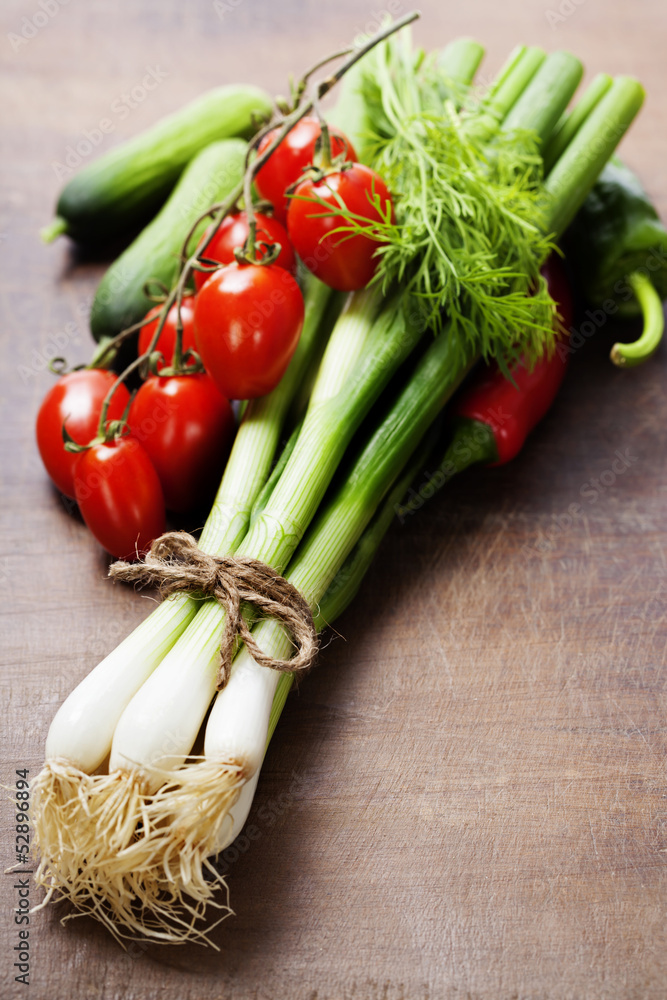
top-left (109, 532), bottom-right (318, 690)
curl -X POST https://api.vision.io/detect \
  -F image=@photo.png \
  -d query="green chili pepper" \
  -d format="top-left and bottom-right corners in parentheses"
top-left (610, 271), bottom-right (665, 367)
top-left (566, 155), bottom-right (666, 366)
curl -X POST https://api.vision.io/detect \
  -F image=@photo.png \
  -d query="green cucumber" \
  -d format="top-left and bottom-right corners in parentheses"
top-left (43, 85), bottom-right (272, 244)
top-left (90, 138), bottom-right (246, 342)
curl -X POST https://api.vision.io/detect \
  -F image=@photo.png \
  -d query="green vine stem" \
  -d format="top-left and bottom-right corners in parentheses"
top-left (87, 313), bottom-right (159, 371)
top-left (310, 91), bottom-right (333, 170)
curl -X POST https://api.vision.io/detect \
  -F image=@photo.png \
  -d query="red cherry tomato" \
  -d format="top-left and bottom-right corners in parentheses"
top-left (287, 164), bottom-right (393, 292)
top-left (36, 369), bottom-right (131, 499)
top-left (138, 297), bottom-right (198, 371)
top-left (194, 212), bottom-right (296, 292)
top-left (129, 374), bottom-right (235, 512)
top-left (194, 262), bottom-right (304, 400)
top-left (73, 437), bottom-right (165, 559)
top-left (255, 117), bottom-right (357, 223)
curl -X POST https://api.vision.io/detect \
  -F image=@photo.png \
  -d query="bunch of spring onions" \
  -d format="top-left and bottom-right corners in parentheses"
top-left (32, 24), bottom-right (644, 945)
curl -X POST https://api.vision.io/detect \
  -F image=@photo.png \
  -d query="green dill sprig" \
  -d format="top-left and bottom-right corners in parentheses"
top-left (355, 35), bottom-right (557, 370)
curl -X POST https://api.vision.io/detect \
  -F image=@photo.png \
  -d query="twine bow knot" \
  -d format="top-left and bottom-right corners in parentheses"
top-left (109, 532), bottom-right (318, 690)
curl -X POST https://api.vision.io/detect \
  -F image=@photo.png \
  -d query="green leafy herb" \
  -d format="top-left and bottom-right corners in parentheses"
top-left (357, 35), bottom-right (557, 369)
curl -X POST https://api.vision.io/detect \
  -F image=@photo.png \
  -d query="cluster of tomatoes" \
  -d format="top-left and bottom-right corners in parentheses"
top-left (193, 116), bottom-right (393, 399)
top-left (35, 354), bottom-right (236, 560)
top-left (36, 116), bottom-right (394, 561)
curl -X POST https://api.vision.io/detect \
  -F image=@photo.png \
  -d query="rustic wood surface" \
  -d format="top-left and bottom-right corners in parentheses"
top-left (1, 0), bottom-right (666, 997)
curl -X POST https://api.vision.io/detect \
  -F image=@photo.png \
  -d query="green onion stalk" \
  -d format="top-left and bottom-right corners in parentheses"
top-left (32, 27), bottom-right (644, 946)
top-left (217, 422), bottom-right (442, 851)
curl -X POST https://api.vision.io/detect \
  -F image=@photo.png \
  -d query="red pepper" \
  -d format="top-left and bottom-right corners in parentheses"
top-left (452, 253), bottom-right (573, 466)
top-left (395, 255), bottom-right (574, 522)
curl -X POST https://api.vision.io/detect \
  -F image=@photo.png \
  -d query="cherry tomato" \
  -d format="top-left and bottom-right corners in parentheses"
top-left (541, 253), bottom-right (573, 331)
top-left (129, 374), bottom-right (235, 512)
top-left (73, 437), bottom-right (165, 560)
top-left (194, 213), bottom-right (296, 292)
top-left (255, 117), bottom-right (357, 224)
top-left (138, 297), bottom-right (198, 371)
top-left (194, 262), bottom-right (304, 400)
top-left (287, 164), bottom-right (393, 292)
top-left (36, 369), bottom-right (131, 500)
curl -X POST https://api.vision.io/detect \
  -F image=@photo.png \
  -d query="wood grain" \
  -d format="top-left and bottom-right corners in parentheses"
top-left (1, 1), bottom-right (665, 997)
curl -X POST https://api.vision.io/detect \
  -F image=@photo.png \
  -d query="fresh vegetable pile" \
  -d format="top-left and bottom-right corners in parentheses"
top-left (30, 12), bottom-right (665, 947)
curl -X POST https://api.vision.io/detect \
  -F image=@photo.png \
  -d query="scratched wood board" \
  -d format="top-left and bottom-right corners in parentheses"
top-left (0, 1), bottom-right (665, 997)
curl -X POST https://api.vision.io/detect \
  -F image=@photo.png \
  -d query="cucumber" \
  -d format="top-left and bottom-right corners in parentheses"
top-left (90, 138), bottom-right (246, 342)
top-left (43, 85), bottom-right (272, 244)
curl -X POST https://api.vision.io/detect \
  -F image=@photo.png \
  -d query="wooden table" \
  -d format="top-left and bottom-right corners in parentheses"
top-left (1, 1), bottom-right (665, 997)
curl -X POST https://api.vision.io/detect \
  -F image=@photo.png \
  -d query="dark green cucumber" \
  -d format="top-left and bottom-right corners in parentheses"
top-left (43, 85), bottom-right (272, 245)
top-left (90, 138), bottom-right (246, 342)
